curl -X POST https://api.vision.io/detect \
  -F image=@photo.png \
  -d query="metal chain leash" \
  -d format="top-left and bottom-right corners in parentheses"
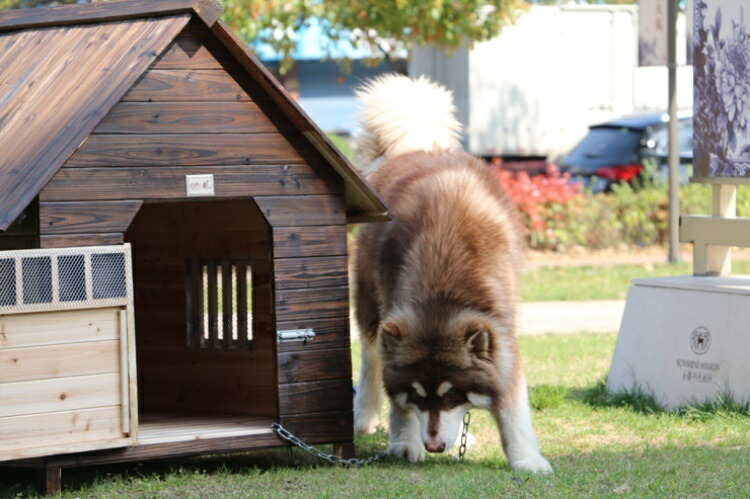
top-left (271, 411), bottom-right (471, 467)
top-left (457, 411), bottom-right (471, 461)
top-left (271, 423), bottom-right (386, 467)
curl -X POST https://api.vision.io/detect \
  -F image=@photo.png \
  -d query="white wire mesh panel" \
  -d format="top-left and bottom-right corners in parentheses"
top-left (0, 245), bottom-right (132, 315)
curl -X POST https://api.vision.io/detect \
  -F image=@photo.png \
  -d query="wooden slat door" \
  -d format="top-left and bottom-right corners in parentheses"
top-left (0, 246), bottom-right (138, 462)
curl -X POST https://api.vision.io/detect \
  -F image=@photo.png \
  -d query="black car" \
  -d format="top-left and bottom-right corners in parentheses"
top-left (559, 111), bottom-right (693, 193)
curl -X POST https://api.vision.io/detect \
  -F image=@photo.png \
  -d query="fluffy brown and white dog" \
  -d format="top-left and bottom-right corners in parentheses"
top-left (352, 75), bottom-right (552, 473)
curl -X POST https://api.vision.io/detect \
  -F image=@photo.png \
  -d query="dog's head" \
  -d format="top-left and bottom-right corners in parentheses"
top-left (379, 305), bottom-right (510, 453)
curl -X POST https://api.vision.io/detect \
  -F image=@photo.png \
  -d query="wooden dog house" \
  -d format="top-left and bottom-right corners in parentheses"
top-left (0, 0), bottom-right (388, 493)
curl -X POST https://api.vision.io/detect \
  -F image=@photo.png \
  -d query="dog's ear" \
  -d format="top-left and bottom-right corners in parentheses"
top-left (465, 326), bottom-right (492, 362)
top-left (380, 321), bottom-right (402, 353)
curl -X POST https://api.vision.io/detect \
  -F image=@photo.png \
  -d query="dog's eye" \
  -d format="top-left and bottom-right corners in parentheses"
top-left (407, 390), bottom-right (423, 403)
top-left (406, 392), bottom-right (428, 410)
top-left (442, 388), bottom-right (465, 407)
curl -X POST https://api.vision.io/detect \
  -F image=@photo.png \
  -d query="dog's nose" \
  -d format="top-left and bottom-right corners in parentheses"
top-left (424, 440), bottom-right (446, 453)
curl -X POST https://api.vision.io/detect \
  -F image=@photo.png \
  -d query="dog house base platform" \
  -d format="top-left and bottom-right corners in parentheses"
top-left (10, 415), bottom-right (352, 496)
top-left (138, 415), bottom-right (274, 444)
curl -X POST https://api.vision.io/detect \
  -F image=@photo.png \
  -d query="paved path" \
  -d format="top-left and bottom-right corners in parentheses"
top-left (349, 300), bottom-right (626, 341)
top-left (517, 300), bottom-right (625, 335)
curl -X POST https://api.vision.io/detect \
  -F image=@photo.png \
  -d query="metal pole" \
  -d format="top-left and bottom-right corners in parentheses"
top-left (667, 0), bottom-right (680, 263)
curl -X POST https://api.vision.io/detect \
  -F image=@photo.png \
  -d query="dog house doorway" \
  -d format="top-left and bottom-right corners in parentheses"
top-left (125, 200), bottom-right (277, 444)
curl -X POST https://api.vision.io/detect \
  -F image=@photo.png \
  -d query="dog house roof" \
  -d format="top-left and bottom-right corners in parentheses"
top-left (0, 0), bottom-right (388, 231)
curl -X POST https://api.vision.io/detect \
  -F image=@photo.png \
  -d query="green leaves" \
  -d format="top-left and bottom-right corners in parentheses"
top-left (221, 0), bottom-right (527, 73)
top-left (0, 0), bottom-right (526, 74)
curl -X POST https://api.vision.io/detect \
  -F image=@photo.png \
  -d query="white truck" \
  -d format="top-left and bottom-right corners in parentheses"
top-left (409, 5), bottom-right (693, 162)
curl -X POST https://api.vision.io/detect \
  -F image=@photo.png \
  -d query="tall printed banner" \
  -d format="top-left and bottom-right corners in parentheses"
top-left (639, 0), bottom-right (668, 66)
top-left (686, 0), bottom-right (694, 65)
top-left (694, 0), bottom-right (750, 178)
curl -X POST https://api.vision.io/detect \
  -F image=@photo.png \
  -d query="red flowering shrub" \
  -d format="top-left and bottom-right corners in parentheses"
top-left (489, 160), bottom-right (750, 251)
top-left (492, 161), bottom-right (582, 250)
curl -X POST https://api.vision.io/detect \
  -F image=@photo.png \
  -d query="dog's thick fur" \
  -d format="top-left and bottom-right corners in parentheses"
top-left (353, 75), bottom-right (463, 176)
top-left (352, 75), bottom-right (551, 473)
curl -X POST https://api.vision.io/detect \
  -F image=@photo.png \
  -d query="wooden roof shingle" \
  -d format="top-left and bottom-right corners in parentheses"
top-left (0, 13), bottom-right (190, 230)
top-left (0, 0), bottom-right (222, 31)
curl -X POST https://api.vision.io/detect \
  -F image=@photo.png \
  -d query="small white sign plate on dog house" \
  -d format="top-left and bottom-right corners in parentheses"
top-left (186, 174), bottom-right (215, 197)
top-left (607, 276), bottom-right (750, 409)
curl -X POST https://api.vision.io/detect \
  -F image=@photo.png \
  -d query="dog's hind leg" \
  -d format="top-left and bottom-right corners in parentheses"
top-left (386, 404), bottom-right (425, 462)
top-left (492, 374), bottom-right (553, 473)
top-left (354, 336), bottom-right (384, 433)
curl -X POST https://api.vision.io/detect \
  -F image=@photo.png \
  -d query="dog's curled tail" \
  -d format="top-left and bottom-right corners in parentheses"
top-left (354, 74), bottom-right (462, 176)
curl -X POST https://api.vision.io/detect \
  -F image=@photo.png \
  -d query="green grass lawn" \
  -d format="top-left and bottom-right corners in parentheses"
top-left (521, 260), bottom-right (750, 301)
top-left (4, 333), bottom-right (749, 497)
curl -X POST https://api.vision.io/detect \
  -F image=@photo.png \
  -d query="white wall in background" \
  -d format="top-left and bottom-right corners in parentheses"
top-left (410, 5), bottom-right (693, 160)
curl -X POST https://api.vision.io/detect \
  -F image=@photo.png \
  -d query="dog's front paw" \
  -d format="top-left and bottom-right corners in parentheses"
top-left (510, 454), bottom-right (553, 474)
top-left (387, 441), bottom-right (425, 462)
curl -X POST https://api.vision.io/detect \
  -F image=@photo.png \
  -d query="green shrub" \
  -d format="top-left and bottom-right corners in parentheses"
top-left (499, 160), bottom-right (750, 251)
top-left (681, 182), bottom-right (750, 216)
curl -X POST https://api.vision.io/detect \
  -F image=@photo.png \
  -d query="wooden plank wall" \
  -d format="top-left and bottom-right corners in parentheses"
top-left (38, 19), bottom-right (342, 248)
top-left (127, 201), bottom-right (276, 418)
top-left (254, 194), bottom-right (353, 444)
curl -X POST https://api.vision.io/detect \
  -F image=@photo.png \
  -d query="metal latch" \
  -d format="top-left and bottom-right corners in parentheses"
top-left (277, 329), bottom-right (315, 343)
